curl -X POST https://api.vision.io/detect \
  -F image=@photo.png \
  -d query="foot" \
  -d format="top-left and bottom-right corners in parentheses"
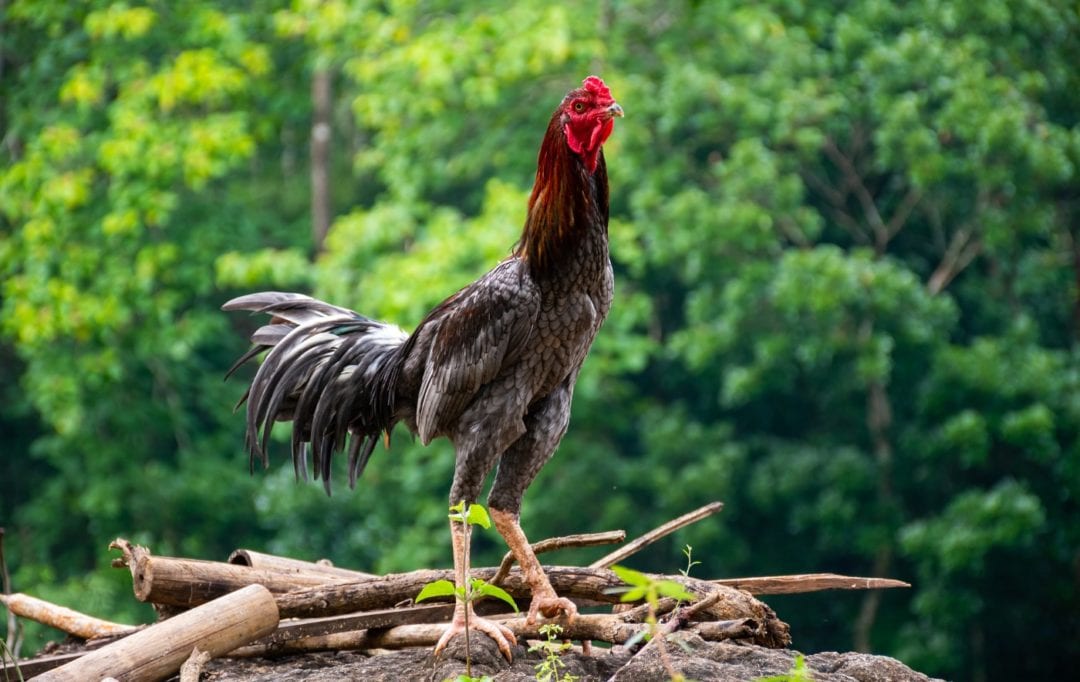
top-left (434, 603), bottom-right (517, 661)
top-left (489, 508), bottom-right (580, 627)
top-left (527, 590), bottom-right (578, 625)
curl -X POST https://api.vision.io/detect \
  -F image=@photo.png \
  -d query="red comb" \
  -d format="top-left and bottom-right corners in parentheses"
top-left (582, 76), bottom-right (612, 101)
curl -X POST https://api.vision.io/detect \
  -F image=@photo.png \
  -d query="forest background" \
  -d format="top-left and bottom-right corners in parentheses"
top-left (2, 2), bottom-right (1078, 680)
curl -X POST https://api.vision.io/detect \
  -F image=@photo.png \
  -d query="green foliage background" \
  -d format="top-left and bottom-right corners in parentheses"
top-left (2, 1), bottom-right (1078, 679)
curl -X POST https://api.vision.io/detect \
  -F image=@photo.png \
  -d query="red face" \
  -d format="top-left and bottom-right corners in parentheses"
top-left (562, 76), bottom-right (623, 172)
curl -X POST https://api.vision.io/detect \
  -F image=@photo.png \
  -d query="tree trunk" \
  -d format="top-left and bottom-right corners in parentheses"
top-left (310, 68), bottom-right (332, 252)
top-left (853, 371), bottom-right (897, 653)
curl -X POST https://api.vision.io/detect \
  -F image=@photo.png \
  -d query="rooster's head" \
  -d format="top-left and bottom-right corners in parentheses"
top-left (560, 76), bottom-right (623, 173)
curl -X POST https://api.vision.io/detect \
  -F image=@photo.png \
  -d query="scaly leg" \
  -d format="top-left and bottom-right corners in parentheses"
top-left (490, 507), bottom-right (577, 625)
top-left (433, 519), bottom-right (517, 660)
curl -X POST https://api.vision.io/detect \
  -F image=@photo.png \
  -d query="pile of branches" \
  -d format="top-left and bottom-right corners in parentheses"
top-left (0, 503), bottom-right (907, 681)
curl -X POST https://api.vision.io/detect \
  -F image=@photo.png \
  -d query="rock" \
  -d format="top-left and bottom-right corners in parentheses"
top-left (609, 633), bottom-right (942, 681)
top-left (198, 633), bottom-right (941, 682)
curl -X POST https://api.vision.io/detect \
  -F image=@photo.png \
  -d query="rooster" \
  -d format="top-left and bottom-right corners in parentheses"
top-left (223, 76), bottom-right (623, 658)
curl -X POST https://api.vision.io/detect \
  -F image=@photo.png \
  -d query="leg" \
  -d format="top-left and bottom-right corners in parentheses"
top-left (434, 402), bottom-right (526, 660)
top-left (433, 518), bottom-right (517, 660)
top-left (487, 383), bottom-right (577, 624)
top-left (490, 507), bottom-right (578, 624)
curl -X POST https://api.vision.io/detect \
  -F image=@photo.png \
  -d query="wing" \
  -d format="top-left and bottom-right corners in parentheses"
top-left (415, 259), bottom-right (540, 444)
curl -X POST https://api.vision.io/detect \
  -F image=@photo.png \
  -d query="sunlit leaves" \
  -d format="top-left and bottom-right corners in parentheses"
top-left (150, 49), bottom-right (249, 112)
top-left (215, 248), bottom-right (313, 289)
top-left (60, 65), bottom-right (106, 107)
top-left (85, 4), bottom-right (157, 41)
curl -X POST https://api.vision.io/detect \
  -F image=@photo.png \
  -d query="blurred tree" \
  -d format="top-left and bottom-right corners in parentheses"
top-left (1, 1), bottom-right (1077, 679)
top-left (0, 0), bottom-right (313, 643)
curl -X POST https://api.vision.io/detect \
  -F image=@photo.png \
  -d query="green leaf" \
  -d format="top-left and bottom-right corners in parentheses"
top-left (415, 579), bottom-right (457, 603)
top-left (470, 578), bottom-right (519, 612)
top-left (611, 564), bottom-right (650, 587)
top-left (465, 503), bottom-right (492, 529)
top-left (447, 501), bottom-right (490, 527)
top-left (619, 586), bottom-right (649, 603)
top-left (656, 580), bottom-right (696, 602)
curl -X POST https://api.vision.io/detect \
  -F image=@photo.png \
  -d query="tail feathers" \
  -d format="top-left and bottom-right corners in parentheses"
top-left (223, 292), bottom-right (407, 494)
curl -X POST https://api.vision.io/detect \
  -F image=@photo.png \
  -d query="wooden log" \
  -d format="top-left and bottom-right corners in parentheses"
top-left (275, 565), bottom-right (790, 648)
top-left (110, 538), bottom-right (348, 606)
top-left (589, 501), bottom-right (724, 569)
top-left (260, 604), bottom-right (455, 643)
top-left (228, 549), bottom-right (377, 580)
top-left (0, 593), bottom-right (137, 639)
top-left (713, 573), bottom-right (910, 594)
top-left (232, 612), bottom-right (762, 657)
top-left (34, 584), bottom-right (279, 682)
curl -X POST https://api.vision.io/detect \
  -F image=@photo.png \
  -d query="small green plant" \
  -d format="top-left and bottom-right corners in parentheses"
top-left (447, 675), bottom-right (493, 682)
top-left (679, 544), bottom-right (701, 578)
top-left (609, 565), bottom-right (696, 682)
top-left (418, 502), bottom-right (518, 679)
top-left (0, 638), bottom-right (24, 682)
top-left (675, 544), bottom-right (701, 610)
top-left (755, 654), bottom-right (811, 681)
top-left (528, 623), bottom-right (579, 682)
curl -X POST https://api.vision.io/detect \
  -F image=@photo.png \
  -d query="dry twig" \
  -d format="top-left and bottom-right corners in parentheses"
top-left (491, 530), bottom-right (626, 586)
top-left (589, 501), bottom-right (724, 569)
top-left (179, 647), bottom-right (211, 682)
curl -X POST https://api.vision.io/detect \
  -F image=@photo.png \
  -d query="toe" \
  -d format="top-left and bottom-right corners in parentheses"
top-left (434, 613), bottom-right (517, 662)
top-left (433, 627), bottom-right (456, 657)
top-left (476, 618), bottom-right (517, 661)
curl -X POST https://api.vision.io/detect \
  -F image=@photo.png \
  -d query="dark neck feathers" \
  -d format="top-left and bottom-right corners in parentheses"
top-left (514, 115), bottom-right (610, 275)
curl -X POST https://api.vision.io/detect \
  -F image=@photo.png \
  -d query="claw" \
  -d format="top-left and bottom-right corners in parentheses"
top-left (434, 603), bottom-right (518, 662)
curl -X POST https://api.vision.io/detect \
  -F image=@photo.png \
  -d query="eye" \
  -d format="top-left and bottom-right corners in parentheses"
top-left (573, 101), bottom-right (585, 113)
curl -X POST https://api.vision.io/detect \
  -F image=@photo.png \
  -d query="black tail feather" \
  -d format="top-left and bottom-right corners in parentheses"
top-left (223, 292), bottom-right (407, 493)
top-left (347, 433), bottom-right (379, 489)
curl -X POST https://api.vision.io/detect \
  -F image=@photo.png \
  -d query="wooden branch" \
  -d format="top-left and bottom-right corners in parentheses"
top-left (34, 584), bottom-right (278, 682)
top-left (1, 651), bottom-right (86, 679)
top-left (589, 501), bottom-right (723, 569)
top-left (0, 593), bottom-right (137, 639)
top-left (886, 186), bottom-right (923, 240)
top-left (179, 647), bottom-right (211, 682)
top-left (927, 225), bottom-right (982, 295)
top-left (491, 530), bottom-right (626, 586)
top-left (823, 135), bottom-right (892, 251)
top-left (227, 549), bottom-right (377, 581)
top-left (110, 538), bottom-right (349, 607)
top-left (691, 618), bottom-right (760, 641)
top-left (713, 573), bottom-right (910, 595)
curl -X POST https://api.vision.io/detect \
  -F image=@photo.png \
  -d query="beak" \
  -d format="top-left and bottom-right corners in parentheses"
top-left (606, 102), bottom-right (624, 119)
